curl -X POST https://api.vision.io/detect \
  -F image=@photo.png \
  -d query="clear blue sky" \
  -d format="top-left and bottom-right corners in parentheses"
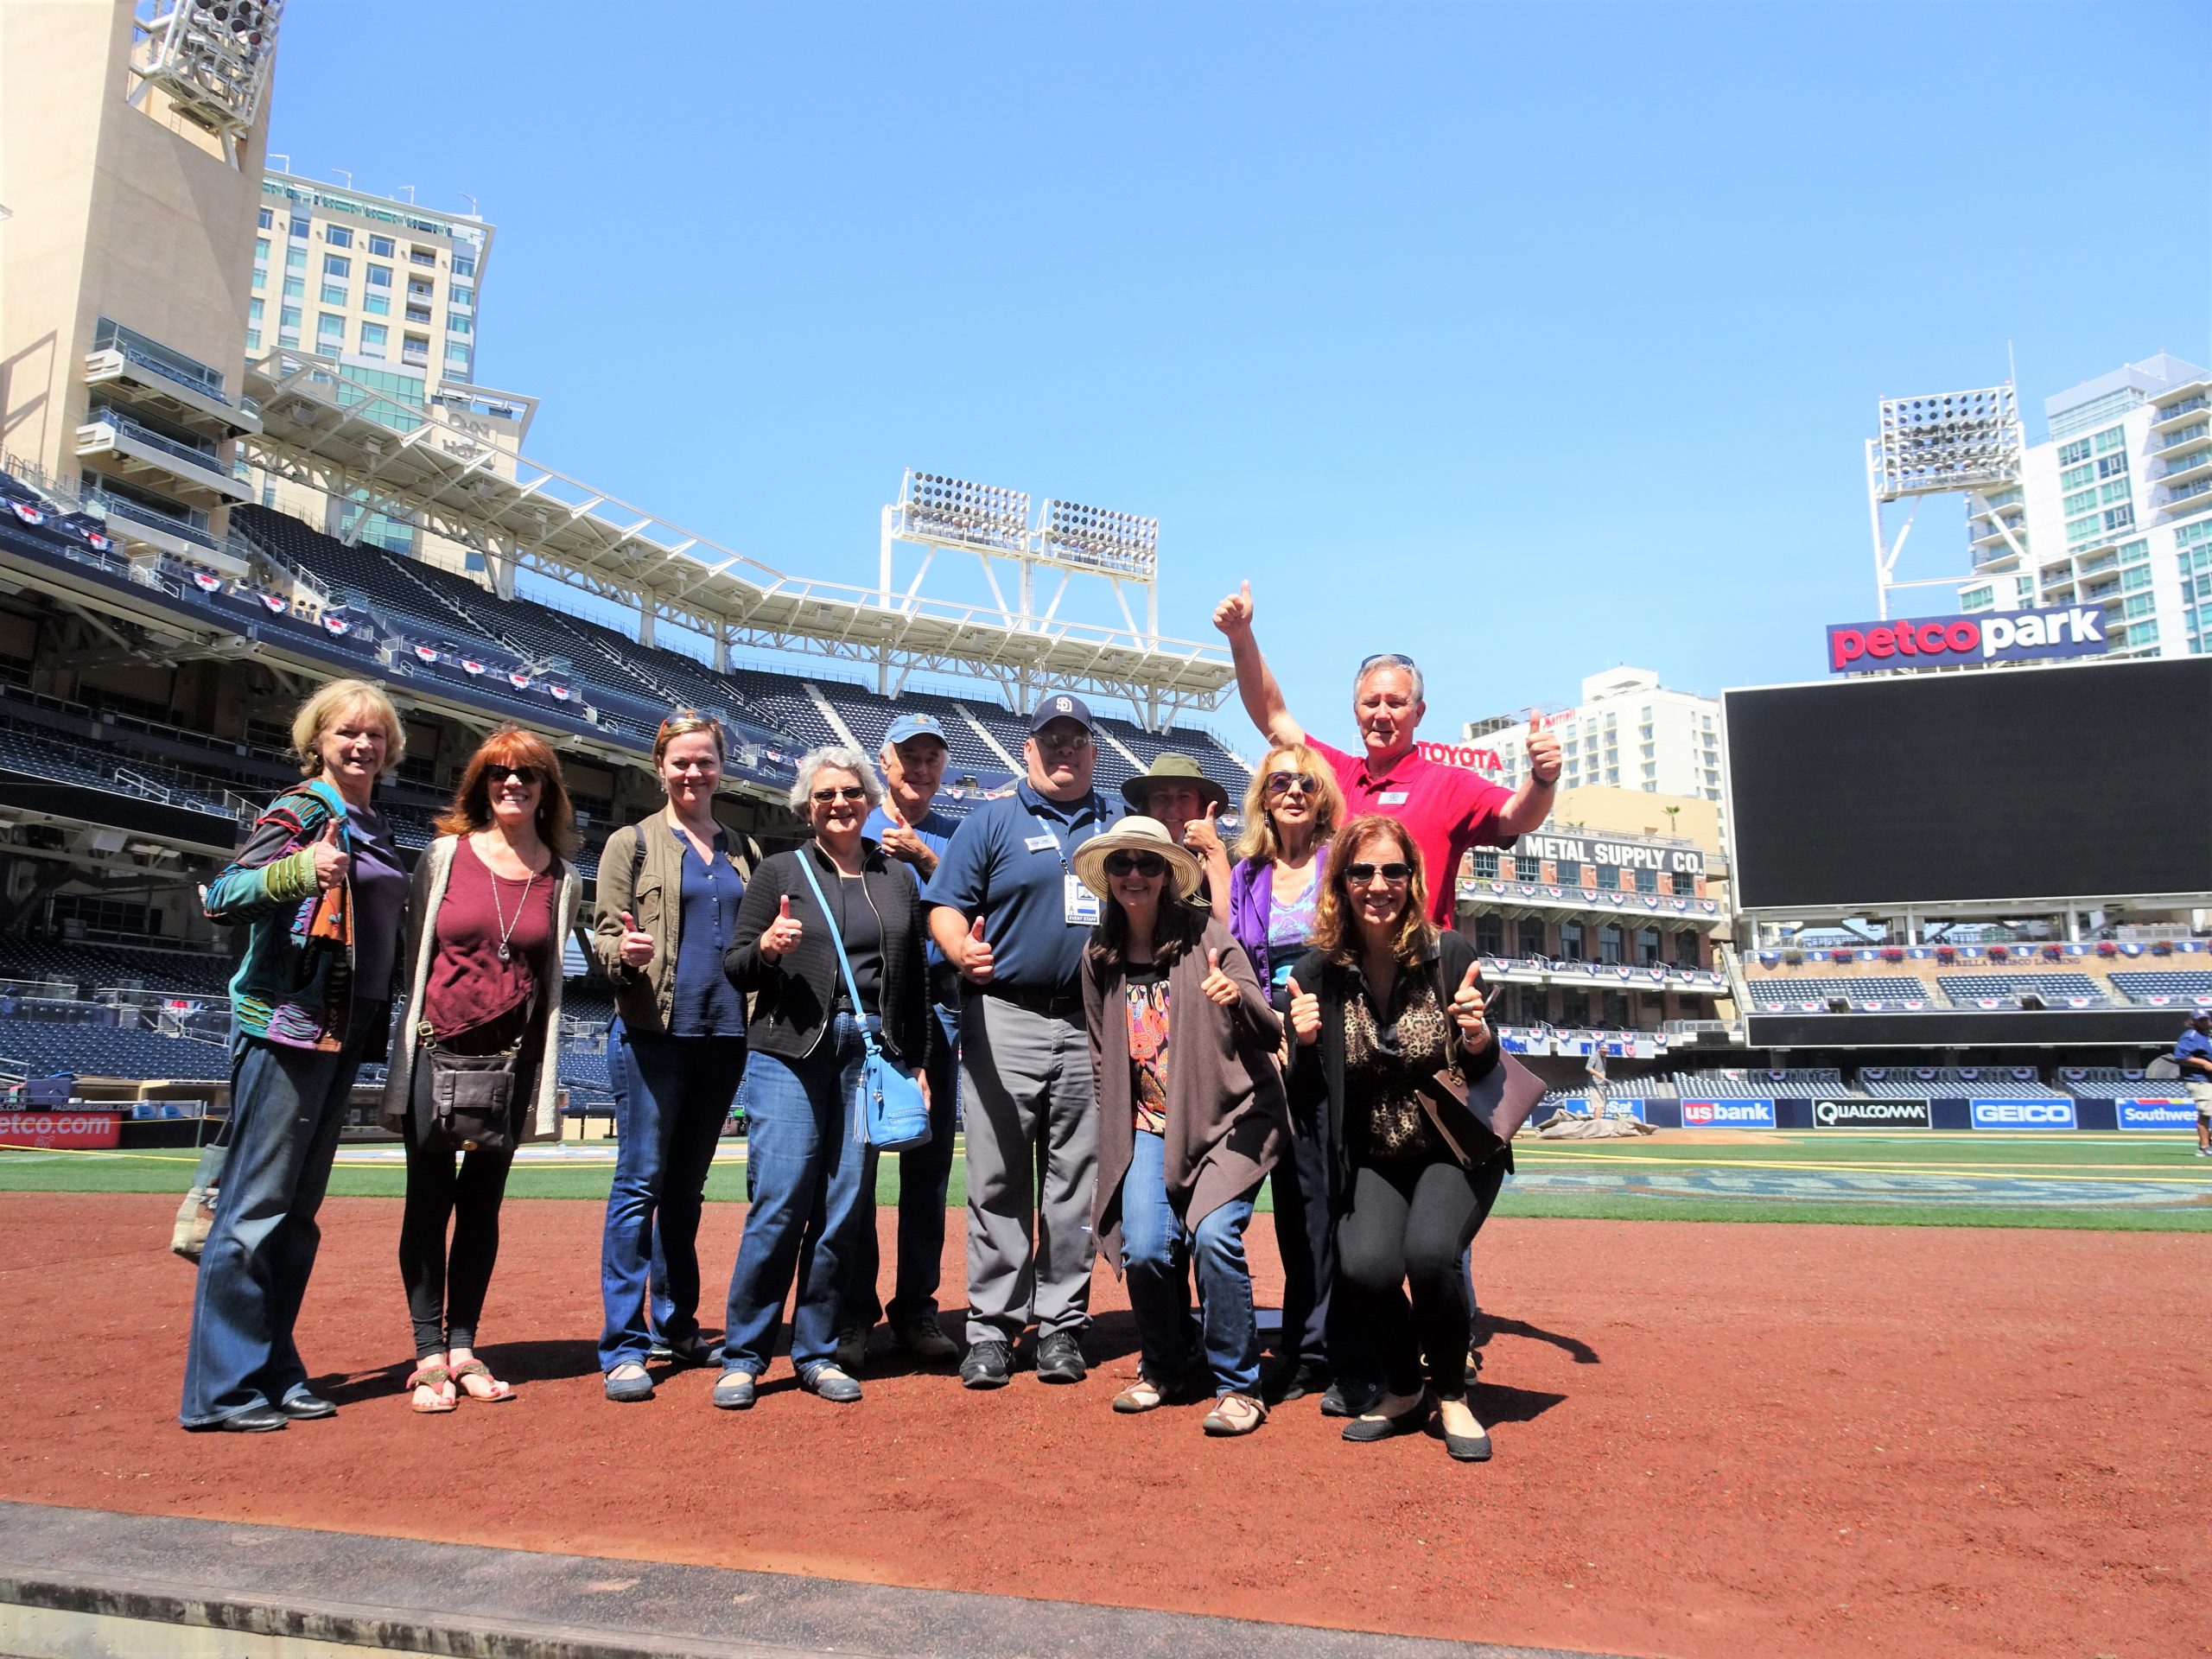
top-left (266, 2), bottom-right (2210, 737)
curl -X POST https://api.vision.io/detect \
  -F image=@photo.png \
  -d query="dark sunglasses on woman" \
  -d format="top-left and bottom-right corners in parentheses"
top-left (1263, 772), bottom-right (1319, 797)
top-left (1104, 851), bottom-right (1167, 877)
top-left (487, 765), bottom-right (540, 785)
top-left (1345, 861), bottom-right (1411, 885)
top-left (811, 785), bottom-right (869, 803)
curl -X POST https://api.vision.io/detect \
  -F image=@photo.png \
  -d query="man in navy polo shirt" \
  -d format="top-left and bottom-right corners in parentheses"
top-left (841, 713), bottom-right (964, 1366)
top-left (924, 693), bottom-right (1122, 1389)
top-left (2177, 1012), bottom-right (2212, 1157)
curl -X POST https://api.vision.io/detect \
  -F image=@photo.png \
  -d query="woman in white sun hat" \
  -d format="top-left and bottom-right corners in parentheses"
top-left (1075, 817), bottom-right (1288, 1436)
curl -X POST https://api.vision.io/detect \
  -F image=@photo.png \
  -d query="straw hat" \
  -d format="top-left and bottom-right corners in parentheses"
top-left (1072, 815), bottom-right (1206, 904)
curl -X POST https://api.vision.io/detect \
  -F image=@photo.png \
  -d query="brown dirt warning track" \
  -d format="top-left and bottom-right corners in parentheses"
top-left (1, 1193), bottom-right (2205, 1659)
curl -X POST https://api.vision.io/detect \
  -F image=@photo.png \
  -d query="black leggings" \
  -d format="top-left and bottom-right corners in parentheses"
top-left (1335, 1154), bottom-right (1505, 1399)
top-left (398, 1107), bottom-right (517, 1358)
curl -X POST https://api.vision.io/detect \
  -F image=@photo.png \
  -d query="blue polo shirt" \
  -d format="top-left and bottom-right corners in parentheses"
top-left (2177, 1027), bottom-right (2212, 1076)
top-left (921, 781), bottom-right (1122, 995)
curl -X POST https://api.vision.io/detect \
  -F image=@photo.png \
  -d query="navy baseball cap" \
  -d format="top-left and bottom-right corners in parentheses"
top-left (1028, 693), bottom-right (1097, 735)
top-left (884, 713), bottom-right (947, 748)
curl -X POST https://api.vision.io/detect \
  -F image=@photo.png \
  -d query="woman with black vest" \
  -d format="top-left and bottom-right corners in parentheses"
top-left (712, 746), bottom-right (937, 1410)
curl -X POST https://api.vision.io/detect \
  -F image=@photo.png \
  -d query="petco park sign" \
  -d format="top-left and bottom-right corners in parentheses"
top-left (1826, 607), bottom-right (2107, 675)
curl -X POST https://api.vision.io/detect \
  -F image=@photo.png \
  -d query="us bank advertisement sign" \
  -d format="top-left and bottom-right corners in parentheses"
top-left (1826, 607), bottom-right (2108, 676)
top-left (1680, 1098), bottom-right (1777, 1129)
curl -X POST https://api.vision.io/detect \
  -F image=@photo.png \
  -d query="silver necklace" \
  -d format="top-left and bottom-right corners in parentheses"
top-left (486, 851), bottom-right (537, 963)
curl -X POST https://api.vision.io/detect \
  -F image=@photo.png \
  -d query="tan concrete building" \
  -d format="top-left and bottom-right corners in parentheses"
top-left (1, 0), bottom-right (276, 576)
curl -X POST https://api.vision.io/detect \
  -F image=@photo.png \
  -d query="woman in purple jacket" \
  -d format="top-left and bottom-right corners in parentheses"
top-left (1225, 741), bottom-right (1344, 1406)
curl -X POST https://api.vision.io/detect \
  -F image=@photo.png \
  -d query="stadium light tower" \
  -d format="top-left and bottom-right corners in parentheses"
top-left (129, 0), bottom-right (286, 167)
top-left (880, 468), bottom-right (1163, 707)
top-left (1865, 384), bottom-right (2025, 620)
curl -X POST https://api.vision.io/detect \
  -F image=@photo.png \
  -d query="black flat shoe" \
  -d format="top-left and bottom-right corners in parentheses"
top-left (1340, 1394), bottom-right (1429, 1443)
top-left (211, 1405), bottom-right (289, 1433)
top-left (1433, 1399), bottom-right (1492, 1460)
top-left (278, 1393), bottom-right (336, 1421)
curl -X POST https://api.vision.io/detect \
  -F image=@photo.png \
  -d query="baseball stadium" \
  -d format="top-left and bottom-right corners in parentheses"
top-left (0, 7), bottom-right (2206, 1659)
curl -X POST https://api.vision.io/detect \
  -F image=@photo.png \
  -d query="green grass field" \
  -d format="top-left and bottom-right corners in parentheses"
top-left (5, 1128), bottom-right (2209, 1231)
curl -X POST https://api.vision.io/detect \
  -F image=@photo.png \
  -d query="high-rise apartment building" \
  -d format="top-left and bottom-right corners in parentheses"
top-left (1469, 665), bottom-right (1727, 813)
top-left (1956, 353), bottom-right (2211, 659)
top-left (250, 169), bottom-right (491, 391)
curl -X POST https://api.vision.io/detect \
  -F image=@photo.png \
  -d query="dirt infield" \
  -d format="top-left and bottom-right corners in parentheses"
top-left (2, 1194), bottom-right (2204, 1659)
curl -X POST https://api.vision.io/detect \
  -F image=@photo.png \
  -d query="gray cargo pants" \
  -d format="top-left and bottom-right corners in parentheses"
top-left (958, 993), bottom-right (1098, 1347)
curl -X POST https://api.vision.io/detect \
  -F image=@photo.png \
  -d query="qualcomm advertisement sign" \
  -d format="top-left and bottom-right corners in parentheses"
top-left (2115, 1098), bottom-right (2195, 1131)
top-left (1827, 607), bottom-right (2107, 675)
top-left (1969, 1098), bottom-right (2078, 1131)
top-left (1680, 1098), bottom-right (1777, 1129)
top-left (1813, 1097), bottom-right (1930, 1128)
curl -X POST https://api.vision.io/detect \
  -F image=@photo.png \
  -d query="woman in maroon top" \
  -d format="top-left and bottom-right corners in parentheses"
top-left (382, 729), bottom-right (582, 1412)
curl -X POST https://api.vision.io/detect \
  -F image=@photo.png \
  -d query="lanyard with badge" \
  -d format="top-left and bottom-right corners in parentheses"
top-left (1024, 805), bottom-right (1101, 926)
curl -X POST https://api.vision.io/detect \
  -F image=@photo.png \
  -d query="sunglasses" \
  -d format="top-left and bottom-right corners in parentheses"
top-left (1034, 729), bottom-right (1093, 752)
top-left (1357, 652), bottom-right (1417, 672)
top-left (1345, 861), bottom-right (1411, 886)
top-left (1104, 851), bottom-right (1167, 878)
top-left (1263, 772), bottom-right (1319, 797)
top-left (811, 785), bottom-right (869, 804)
top-left (487, 765), bottom-right (541, 785)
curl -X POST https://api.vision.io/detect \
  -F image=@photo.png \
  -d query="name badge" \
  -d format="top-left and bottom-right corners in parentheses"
top-left (1064, 873), bottom-right (1101, 925)
top-left (1376, 790), bottom-right (1409, 806)
top-left (1025, 834), bottom-right (1060, 853)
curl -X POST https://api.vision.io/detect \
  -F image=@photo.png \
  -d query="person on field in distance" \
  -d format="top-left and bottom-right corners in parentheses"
top-left (1078, 817), bottom-right (1287, 1436)
top-left (840, 713), bottom-right (963, 1369)
top-left (382, 728), bottom-right (582, 1412)
top-left (1211, 581), bottom-right (1562, 924)
top-left (711, 747), bottom-right (937, 1411)
top-left (1283, 816), bottom-right (1534, 1464)
top-left (592, 713), bottom-right (757, 1403)
top-left (1121, 753), bottom-right (1233, 923)
top-left (922, 692), bottom-right (1124, 1390)
top-left (181, 680), bottom-right (411, 1433)
top-left (1224, 741), bottom-right (1345, 1405)
top-left (2177, 1012), bottom-right (2212, 1157)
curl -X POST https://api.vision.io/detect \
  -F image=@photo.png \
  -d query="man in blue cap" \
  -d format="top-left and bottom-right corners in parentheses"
top-left (840, 713), bottom-right (964, 1365)
top-left (924, 692), bottom-right (1122, 1388)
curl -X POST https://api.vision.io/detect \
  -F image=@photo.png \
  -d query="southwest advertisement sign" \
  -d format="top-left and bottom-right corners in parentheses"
top-left (1812, 1097), bottom-right (1930, 1128)
top-left (0, 1110), bottom-right (119, 1149)
top-left (1680, 1098), bottom-right (1777, 1129)
top-left (1969, 1098), bottom-right (2078, 1131)
top-left (2115, 1098), bottom-right (2196, 1132)
top-left (1827, 607), bottom-right (2107, 676)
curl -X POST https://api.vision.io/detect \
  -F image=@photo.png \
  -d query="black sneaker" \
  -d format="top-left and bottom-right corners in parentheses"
top-left (1319, 1376), bottom-right (1382, 1418)
top-left (960, 1338), bottom-right (1014, 1389)
top-left (1265, 1358), bottom-right (1330, 1404)
top-left (1035, 1330), bottom-right (1087, 1384)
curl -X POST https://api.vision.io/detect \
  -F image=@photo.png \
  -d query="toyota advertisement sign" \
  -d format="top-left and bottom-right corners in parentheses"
top-left (1680, 1098), bottom-right (1777, 1129)
top-left (1826, 607), bottom-right (2108, 676)
top-left (1968, 1098), bottom-right (2078, 1131)
top-left (1812, 1097), bottom-right (1930, 1129)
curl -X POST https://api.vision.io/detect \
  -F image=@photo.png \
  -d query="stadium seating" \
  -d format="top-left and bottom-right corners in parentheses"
top-left (2108, 970), bottom-right (2212, 1007)
top-left (0, 1021), bottom-right (231, 1082)
top-left (0, 938), bottom-right (232, 995)
top-left (1664, 1067), bottom-right (1847, 1098)
top-left (1859, 1066), bottom-right (2066, 1099)
top-left (1936, 972), bottom-right (2107, 1008)
top-left (2055, 1066), bottom-right (2171, 1099)
top-left (1743, 975), bottom-right (1934, 1011)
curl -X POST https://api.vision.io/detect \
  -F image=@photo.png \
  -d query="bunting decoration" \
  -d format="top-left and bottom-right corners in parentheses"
top-left (461, 658), bottom-right (485, 677)
top-left (257, 591), bottom-right (289, 613)
top-left (321, 612), bottom-right (351, 636)
top-left (192, 570), bottom-right (223, 592)
top-left (414, 644), bottom-right (439, 664)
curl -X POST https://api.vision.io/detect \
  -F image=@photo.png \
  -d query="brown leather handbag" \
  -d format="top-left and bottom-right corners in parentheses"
top-left (1414, 962), bottom-right (1546, 1166)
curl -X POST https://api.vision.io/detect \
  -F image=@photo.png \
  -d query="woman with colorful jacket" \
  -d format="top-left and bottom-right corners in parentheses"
top-left (380, 728), bottom-right (582, 1412)
top-left (180, 681), bottom-right (412, 1433)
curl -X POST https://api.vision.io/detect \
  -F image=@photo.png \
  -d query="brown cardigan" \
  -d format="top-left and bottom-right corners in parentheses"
top-left (1084, 916), bottom-right (1289, 1268)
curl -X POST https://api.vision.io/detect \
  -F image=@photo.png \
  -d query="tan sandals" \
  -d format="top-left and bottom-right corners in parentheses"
top-left (449, 1358), bottom-right (514, 1402)
top-left (406, 1364), bottom-right (456, 1414)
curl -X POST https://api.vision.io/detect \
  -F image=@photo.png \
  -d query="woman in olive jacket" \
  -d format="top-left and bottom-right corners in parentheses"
top-left (709, 747), bottom-right (937, 1409)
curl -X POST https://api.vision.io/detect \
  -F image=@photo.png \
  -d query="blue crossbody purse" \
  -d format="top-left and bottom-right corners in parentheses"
top-left (792, 851), bottom-right (932, 1153)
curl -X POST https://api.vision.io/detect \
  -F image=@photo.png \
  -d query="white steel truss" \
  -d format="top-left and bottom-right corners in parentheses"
top-left (1864, 383), bottom-right (2026, 620)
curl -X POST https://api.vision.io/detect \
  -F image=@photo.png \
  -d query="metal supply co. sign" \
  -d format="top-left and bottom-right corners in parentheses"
top-left (1826, 607), bottom-right (2109, 675)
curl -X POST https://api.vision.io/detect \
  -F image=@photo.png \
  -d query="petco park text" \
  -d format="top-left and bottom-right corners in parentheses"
top-left (1826, 607), bottom-right (2107, 675)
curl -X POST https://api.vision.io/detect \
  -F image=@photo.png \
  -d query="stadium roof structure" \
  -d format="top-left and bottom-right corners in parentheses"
top-left (242, 353), bottom-right (1235, 725)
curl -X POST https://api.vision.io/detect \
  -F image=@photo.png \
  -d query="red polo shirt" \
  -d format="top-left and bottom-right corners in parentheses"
top-left (1309, 736), bottom-right (1515, 924)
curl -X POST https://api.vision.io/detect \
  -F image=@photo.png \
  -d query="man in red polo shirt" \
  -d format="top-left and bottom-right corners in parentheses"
top-left (1212, 582), bottom-right (1562, 920)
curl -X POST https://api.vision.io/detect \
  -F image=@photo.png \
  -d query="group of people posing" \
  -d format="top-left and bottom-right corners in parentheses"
top-left (178, 582), bottom-right (1564, 1463)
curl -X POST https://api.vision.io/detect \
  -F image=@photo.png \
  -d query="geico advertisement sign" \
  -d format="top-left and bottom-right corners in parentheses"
top-left (1968, 1098), bottom-right (2078, 1131)
top-left (1812, 1097), bottom-right (1930, 1128)
top-left (0, 1111), bottom-right (119, 1149)
top-left (1826, 607), bottom-right (2107, 675)
top-left (1679, 1098), bottom-right (1777, 1129)
top-left (2115, 1098), bottom-right (2196, 1131)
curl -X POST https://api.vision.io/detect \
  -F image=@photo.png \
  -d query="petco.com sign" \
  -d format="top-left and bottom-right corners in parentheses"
top-left (0, 1111), bottom-right (120, 1149)
top-left (1826, 607), bottom-right (2107, 675)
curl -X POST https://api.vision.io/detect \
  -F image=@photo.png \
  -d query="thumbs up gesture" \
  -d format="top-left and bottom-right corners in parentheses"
top-left (617, 909), bottom-right (655, 969)
top-left (1286, 974), bottom-right (1320, 1046)
top-left (1181, 799), bottom-right (1224, 859)
top-left (1198, 945), bottom-right (1238, 1008)
top-left (1450, 961), bottom-right (1491, 1048)
top-left (1211, 580), bottom-right (1255, 638)
top-left (959, 914), bottom-right (995, 986)
top-left (760, 893), bottom-right (804, 963)
top-left (1526, 712), bottom-right (1562, 787)
top-left (310, 816), bottom-right (350, 890)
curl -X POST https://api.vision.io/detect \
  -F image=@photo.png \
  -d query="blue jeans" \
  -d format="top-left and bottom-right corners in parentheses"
top-left (1119, 1129), bottom-right (1260, 1398)
top-left (598, 1033), bottom-right (746, 1370)
top-left (721, 1014), bottom-right (876, 1378)
top-left (179, 1031), bottom-right (369, 1427)
top-left (844, 1003), bottom-right (958, 1331)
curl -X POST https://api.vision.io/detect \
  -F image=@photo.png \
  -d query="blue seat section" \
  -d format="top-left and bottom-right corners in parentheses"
top-left (1744, 975), bottom-right (1933, 1010)
top-left (2108, 970), bottom-right (2212, 1006)
top-left (2055, 1066), bottom-right (2174, 1099)
top-left (1858, 1066), bottom-right (2066, 1099)
top-left (0, 1020), bottom-right (232, 1082)
top-left (1936, 972), bottom-right (2107, 1007)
